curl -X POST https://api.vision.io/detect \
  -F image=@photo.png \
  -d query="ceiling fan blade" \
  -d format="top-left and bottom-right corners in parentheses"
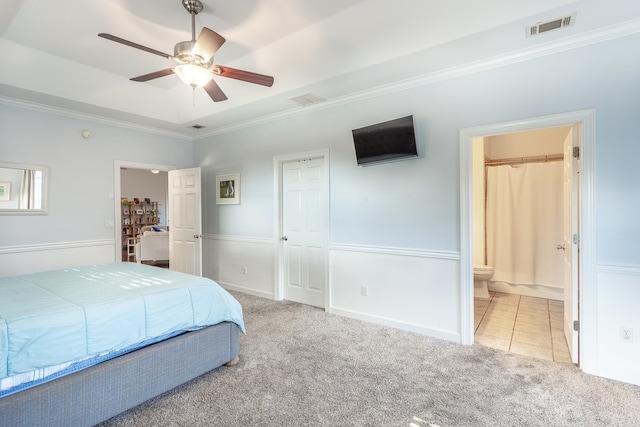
top-left (213, 66), bottom-right (274, 87)
top-left (130, 68), bottom-right (175, 82)
top-left (192, 28), bottom-right (226, 62)
top-left (98, 33), bottom-right (172, 59)
top-left (203, 79), bottom-right (228, 102)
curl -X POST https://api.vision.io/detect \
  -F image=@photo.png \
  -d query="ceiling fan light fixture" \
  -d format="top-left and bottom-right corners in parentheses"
top-left (98, 0), bottom-right (273, 102)
top-left (174, 64), bottom-right (213, 88)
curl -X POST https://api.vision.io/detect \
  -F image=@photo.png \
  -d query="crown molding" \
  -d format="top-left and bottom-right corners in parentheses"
top-left (3, 17), bottom-right (640, 141)
top-left (196, 17), bottom-right (640, 139)
top-left (0, 95), bottom-right (193, 140)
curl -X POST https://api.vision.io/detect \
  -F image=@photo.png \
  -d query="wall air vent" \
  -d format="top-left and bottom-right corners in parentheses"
top-left (526, 13), bottom-right (576, 38)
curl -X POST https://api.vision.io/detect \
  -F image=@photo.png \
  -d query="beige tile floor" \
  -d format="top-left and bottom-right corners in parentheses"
top-left (474, 291), bottom-right (573, 364)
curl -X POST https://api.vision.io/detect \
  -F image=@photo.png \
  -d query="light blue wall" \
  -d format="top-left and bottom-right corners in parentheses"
top-left (196, 104), bottom-right (459, 250)
top-left (195, 32), bottom-right (640, 264)
top-left (1, 28), bottom-right (639, 384)
top-left (0, 106), bottom-right (193, 246)
top-left (193, 32), bottom-right (640, 384)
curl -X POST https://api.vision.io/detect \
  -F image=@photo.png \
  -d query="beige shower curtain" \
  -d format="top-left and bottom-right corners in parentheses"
top-left (486, 162), bottom-right (564, 289)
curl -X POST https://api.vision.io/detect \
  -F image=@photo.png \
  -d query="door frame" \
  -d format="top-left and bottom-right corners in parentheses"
top-left (113, 160), bottom-right (176, 262)
top-left (273, 149), bottom-right (330, 309)
top-left (459, 109), bottom-right (597, 373)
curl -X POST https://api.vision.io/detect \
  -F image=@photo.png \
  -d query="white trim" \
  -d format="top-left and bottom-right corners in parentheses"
top-left (273, 149), bottom-right (330, 307)
top-left (0, 239), bottom-right (114, 254)
top-left (459, 109), bottom-right (597, 374)
top-left (0, 96), bottom-right (192, 141)
top-left (203, 234), bottom-right (273, 245)
top-left (330, 307), bottom-right (460, 342)
top-left (596, 263), bottom-right (640, 275)
top-left (114, 161), bottom-right (177, 262)
top-left (330, 243), bottom-right (460, 261)
top-left (459, 137), bottom-right (474, 345)
top-left (215, 280), bottom-right (275, 300)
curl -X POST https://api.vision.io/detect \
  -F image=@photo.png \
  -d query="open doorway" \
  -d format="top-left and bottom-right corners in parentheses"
top-left (114, 161), bottom-right (175, 267)
top-left (471, 126), bottom-right (576, 364)
top-left (120, 168), bottom-right (169, 266)
top-left (459, 109), bottom-right (597, 372)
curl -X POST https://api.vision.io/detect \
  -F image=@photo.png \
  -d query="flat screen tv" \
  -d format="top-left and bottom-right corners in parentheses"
top-left (352, 115), bottom-right (418, 165)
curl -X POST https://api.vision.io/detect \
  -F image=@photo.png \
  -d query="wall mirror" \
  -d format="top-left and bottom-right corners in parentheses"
top-left (0, 162), bottom-right (49, 215)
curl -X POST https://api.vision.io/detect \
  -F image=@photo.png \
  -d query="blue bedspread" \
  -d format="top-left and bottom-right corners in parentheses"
top-left (0, 263), bottom-right (245, 379)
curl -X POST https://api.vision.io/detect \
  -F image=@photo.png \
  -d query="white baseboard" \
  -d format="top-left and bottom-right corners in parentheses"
top-left (330, 306), bottom-right (461, 343)
top-left (216, 280), bottom-right (275, 300)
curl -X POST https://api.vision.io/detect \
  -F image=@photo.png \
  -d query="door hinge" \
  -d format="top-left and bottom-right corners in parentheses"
top-left (573, 146), bottom-right (580, 159)
top-left (573, 320), bottom-right (580, 332)
top-left (573, 234), bottom-right (580, 244)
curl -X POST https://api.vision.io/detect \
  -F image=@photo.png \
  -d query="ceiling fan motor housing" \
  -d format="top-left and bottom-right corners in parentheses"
top-left (174, 40), bottom-right (206, 64)
top-left (176, 0), bottom-right (207, 65)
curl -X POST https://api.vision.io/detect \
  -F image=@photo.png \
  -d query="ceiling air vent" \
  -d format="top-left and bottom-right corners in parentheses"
top-left (526, 13), bottom-right (576, 38)
top-left (290, 93), bottom-right (326, 107)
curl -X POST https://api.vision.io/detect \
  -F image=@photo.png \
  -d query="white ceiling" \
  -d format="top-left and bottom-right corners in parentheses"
top-left (1, 0), bottom-right (637, 138)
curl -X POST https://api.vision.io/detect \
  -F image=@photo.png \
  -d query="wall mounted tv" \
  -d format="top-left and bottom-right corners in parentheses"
top-left (352, 115), bottom-right (418, 166)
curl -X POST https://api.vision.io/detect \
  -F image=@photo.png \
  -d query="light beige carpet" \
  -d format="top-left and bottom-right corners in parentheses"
top-left (100, 292), bottom-right (640, 426)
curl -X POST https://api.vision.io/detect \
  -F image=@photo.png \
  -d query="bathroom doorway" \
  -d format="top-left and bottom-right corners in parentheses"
top-left (472, 126), bottom-right (576, 364)
top-left (459, 110), bottom-right (596, 369)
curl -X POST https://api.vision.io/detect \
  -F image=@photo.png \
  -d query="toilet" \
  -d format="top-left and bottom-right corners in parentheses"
top-left (473, 265), bottom-right (494, 299)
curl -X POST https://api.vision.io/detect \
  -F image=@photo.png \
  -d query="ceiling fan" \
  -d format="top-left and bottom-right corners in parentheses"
top-left (98, 0), bottom-right (274, 102)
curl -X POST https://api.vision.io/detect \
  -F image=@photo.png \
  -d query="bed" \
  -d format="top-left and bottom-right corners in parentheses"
top-left (0, 262), bottom-right (245, 427)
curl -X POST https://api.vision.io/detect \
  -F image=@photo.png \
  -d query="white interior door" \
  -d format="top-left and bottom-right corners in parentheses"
top-left (168, 168), bottom-right (202, 276)
top-left (563, 127), bottom-right (580, 363)
top-left (282, 158), bottom-right (327, 308)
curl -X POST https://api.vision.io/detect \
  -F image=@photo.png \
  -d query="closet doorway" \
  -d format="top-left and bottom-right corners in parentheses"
top-left (274, 149), bottom-right (330, 309)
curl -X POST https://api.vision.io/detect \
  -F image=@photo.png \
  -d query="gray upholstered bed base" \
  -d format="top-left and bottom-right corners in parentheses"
top-left (0, 322), bottom-right (240, 427)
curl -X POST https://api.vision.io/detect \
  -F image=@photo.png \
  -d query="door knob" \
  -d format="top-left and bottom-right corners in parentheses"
top-left (193, 234), bottom-right (202, 239)
top-left (281, 236), bottom-right (288, 241)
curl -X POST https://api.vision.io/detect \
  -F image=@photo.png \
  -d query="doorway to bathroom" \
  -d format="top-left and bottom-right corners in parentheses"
top-left (459, 110), bottom-right (596, 370)
top-left (473, 126), bottom-right (577, 365)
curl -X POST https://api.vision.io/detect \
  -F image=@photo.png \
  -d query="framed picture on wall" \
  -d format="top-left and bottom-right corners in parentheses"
top-left (0, 182), bottom-right (10, 201)
top-left (216, 173), bottom-right (240, 205)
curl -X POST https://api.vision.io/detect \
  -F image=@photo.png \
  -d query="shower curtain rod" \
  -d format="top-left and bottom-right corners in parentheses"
top-left (485, 153), bottom-right (564, 166)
